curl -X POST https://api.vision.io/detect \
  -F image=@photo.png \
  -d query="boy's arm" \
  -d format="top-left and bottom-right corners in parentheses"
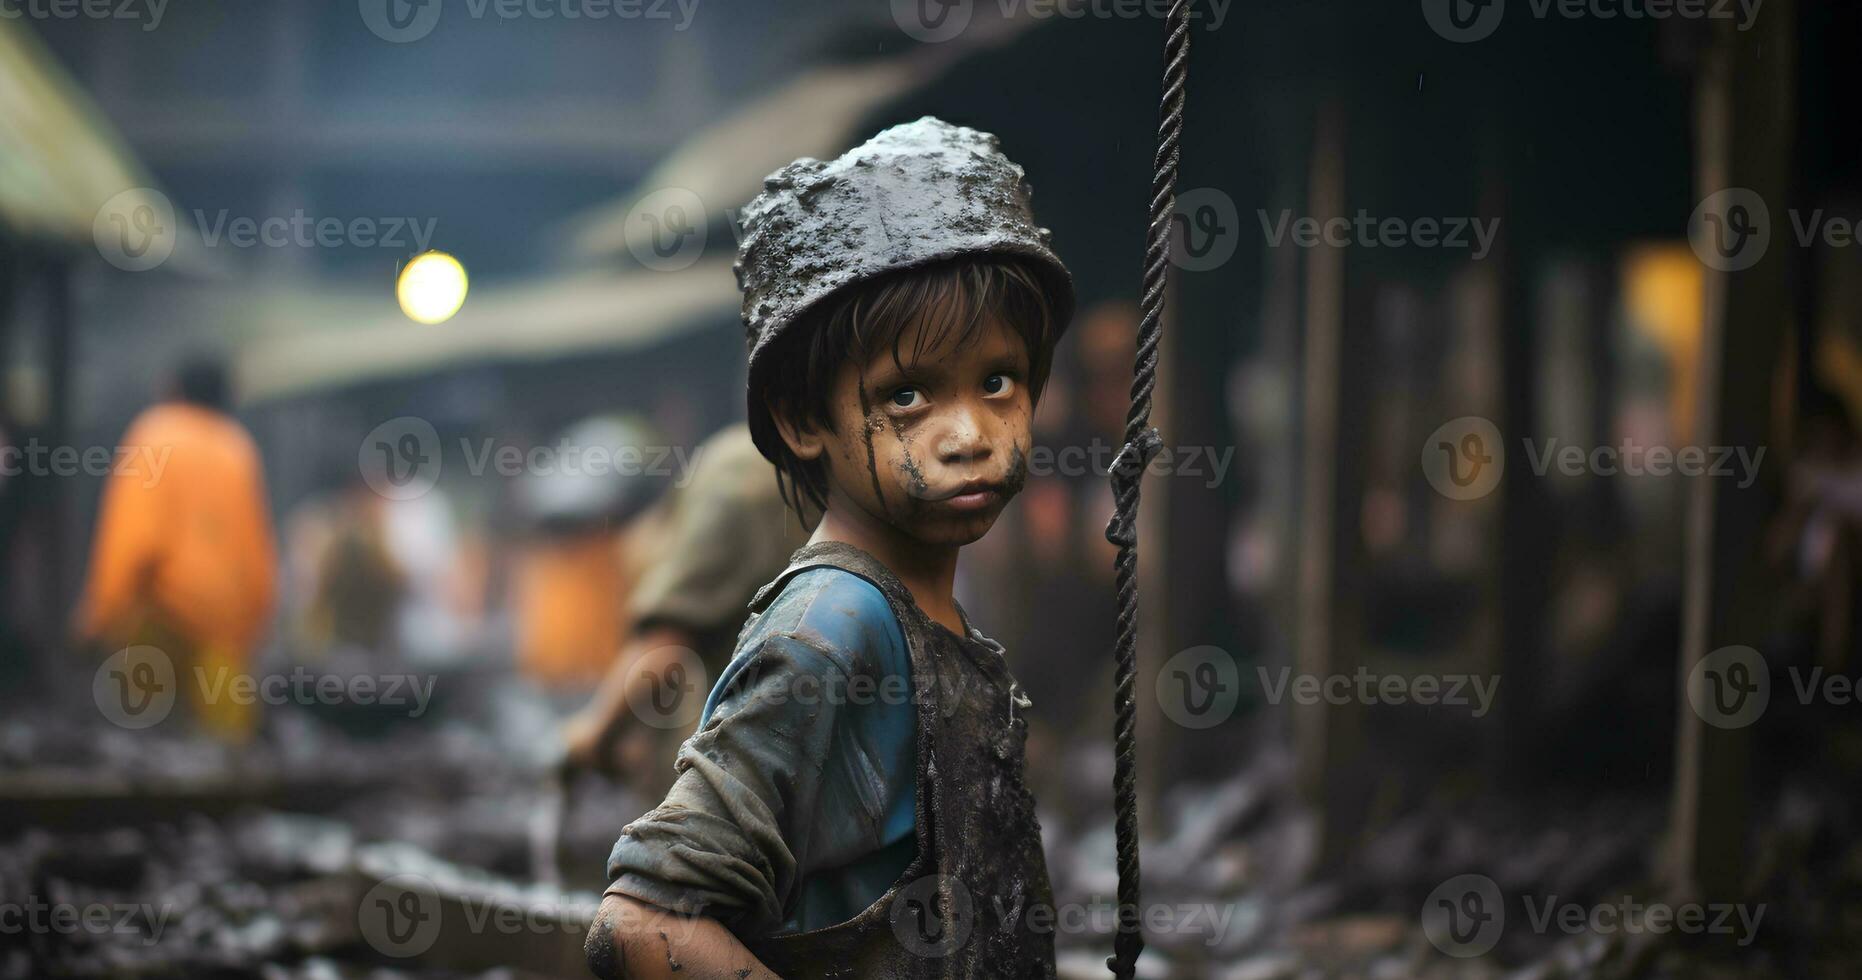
top-left (586, 894), bottom-right (780, 980)
top-left (598, 629), bottom-right (865, 951)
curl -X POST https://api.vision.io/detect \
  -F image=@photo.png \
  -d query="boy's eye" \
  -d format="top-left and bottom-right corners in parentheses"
top-left (983, 374), bottom-right (1014, 396)
top-left (889, 387), bottom-right (921, 409)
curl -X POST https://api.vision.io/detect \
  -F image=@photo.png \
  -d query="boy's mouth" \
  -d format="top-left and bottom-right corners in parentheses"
top-left (927, 479), bottom-right (1007, 512)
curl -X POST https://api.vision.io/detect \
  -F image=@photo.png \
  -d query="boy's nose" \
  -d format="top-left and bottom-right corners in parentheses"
top-left (936, 407), bottom-right (994, 465)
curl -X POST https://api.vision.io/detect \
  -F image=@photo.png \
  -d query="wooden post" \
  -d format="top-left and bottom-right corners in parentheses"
top-left (1667, 0), bottom-right (1794, 903)
top-left (1295, 102), bottom-right (1360, 862)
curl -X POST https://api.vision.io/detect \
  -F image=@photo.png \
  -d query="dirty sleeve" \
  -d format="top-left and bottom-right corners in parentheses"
top-left (602, 628), bottom-right (853, 935)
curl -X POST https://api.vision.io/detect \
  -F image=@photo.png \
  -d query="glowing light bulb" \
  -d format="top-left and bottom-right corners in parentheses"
top-left (397, 251), bottom-right (468, 325)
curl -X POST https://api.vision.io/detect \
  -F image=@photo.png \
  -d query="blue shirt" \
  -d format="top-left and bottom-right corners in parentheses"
top-left (606, 566), bottom-right (918, 936)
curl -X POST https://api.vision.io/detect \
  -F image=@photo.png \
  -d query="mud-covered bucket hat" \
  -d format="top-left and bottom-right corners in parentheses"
top-left (733, 115), bottom-right (1075, 463)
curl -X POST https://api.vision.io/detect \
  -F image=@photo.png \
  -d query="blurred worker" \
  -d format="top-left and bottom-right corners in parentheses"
top-left (290, 480), bottom-right (406, 658)
top-left (512, 415), bottom-right (664, 687)
top-left (558, 423), bottom-right (814, 799)
top-left (73, 353), bottom-right (277, 741)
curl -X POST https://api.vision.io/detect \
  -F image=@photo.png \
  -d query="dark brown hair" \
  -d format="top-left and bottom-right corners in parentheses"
top-left (757, 256), bottom-right (1059, 520)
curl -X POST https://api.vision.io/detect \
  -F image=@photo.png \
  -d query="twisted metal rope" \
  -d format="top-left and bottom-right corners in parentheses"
top-left (1103, 2), bottom-right (1189, 977)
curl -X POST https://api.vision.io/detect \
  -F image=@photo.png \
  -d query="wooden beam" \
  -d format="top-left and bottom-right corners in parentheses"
top-left (1294, 101), bottom-right (1360, 863)
top-left (1667, 0), bottom-right (1795, 903)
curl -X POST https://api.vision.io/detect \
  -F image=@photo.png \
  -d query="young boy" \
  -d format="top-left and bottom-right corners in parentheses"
top-left (586, 116), bottom-right (1073, 980)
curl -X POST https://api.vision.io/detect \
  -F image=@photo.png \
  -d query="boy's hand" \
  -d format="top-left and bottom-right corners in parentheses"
top-left (585, 893), bottom-right (782, 980)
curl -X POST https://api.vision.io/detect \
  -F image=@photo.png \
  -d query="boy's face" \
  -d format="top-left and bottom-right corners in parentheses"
top-left (802, 313), bottom-right (1035, 548)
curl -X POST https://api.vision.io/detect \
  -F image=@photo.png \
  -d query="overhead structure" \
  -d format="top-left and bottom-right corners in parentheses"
top-left (237, 258), bottom-right (740, 403)
top-left (0, 19), bottom-right (204, 270)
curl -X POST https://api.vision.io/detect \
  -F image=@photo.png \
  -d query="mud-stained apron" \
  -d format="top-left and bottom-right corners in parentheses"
top-left (743, 541), bottom-right (1057, 980)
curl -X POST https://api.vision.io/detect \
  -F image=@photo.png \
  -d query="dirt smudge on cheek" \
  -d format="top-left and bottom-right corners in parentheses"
top-left (887, 415), bottom-right (930, 504)
top-left (658, 929), bottom-right (681, 973)
top-left (856, 377), bottom-right (890, 517)
top-left (1001, 443), bottom-right (1030, 500)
